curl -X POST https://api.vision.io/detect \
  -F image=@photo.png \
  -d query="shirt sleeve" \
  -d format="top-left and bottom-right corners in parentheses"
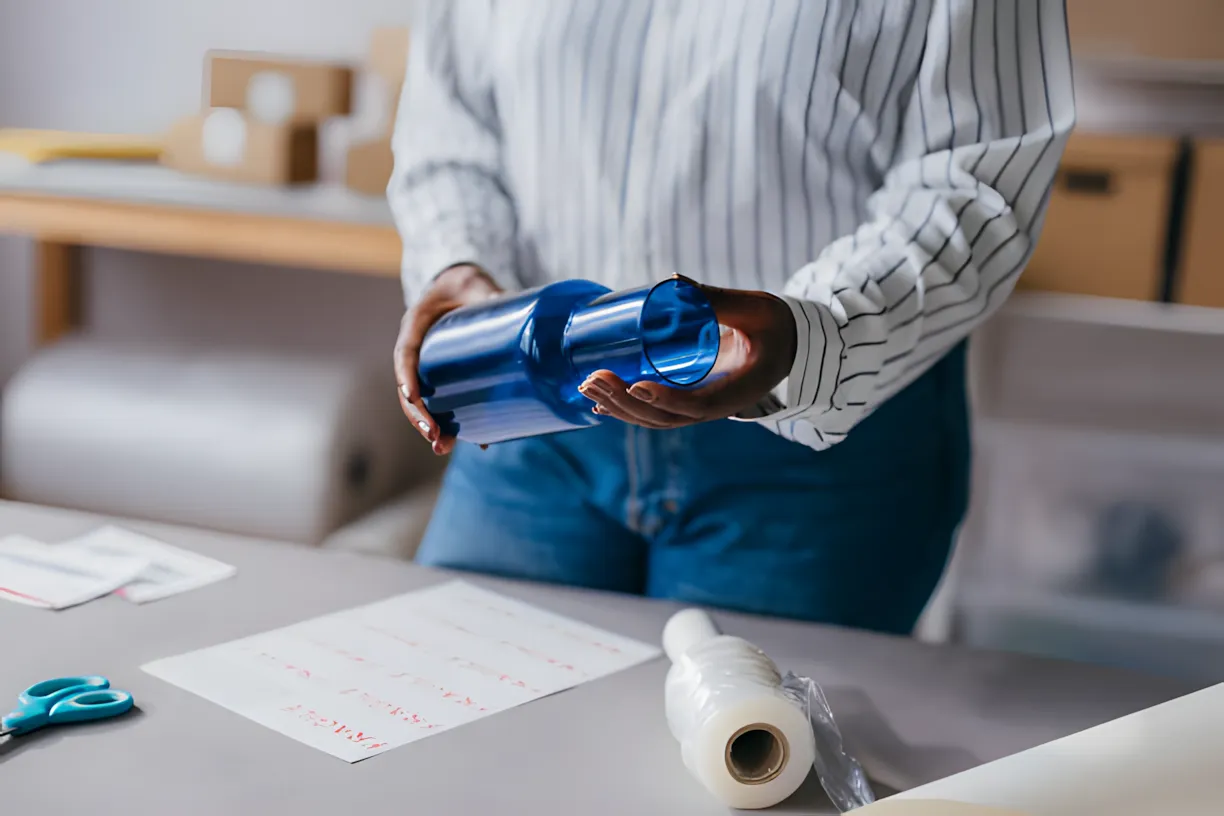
top-left (740, 0), bottom-right (1075, 451)
top-left (388, 0), bottom-right (520, 306)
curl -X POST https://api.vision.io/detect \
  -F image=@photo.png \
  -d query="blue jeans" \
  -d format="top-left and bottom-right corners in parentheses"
top-left (417, 344), bottom-right (970, 634)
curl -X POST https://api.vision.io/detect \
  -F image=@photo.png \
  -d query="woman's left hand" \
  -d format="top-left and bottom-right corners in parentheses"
top-left (577, 278), bottom-right (797, 429)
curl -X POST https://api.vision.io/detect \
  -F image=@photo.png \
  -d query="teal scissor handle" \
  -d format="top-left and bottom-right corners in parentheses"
top-left (3, 675), bottom-right (134, 736)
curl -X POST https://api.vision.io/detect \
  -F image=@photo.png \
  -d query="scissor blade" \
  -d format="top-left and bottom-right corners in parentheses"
top-left (0, 727), bottom-right (14, 738)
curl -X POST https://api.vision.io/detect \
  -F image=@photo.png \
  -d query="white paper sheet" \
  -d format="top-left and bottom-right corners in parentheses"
top-left (0, 534), bottom-right (148, 609)
top-left (59, 525), bottom-right (236, 603)
top-left (143, 580), bottom-right (661, 761)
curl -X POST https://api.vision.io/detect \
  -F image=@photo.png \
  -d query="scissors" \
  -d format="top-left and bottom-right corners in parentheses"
top-left (1, 675), bottom-right (134, 737)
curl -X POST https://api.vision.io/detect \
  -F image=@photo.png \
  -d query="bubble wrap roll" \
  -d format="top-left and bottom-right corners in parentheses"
top-left (663, 610), bottom-right (817, 809)
top-left (0, 339), bottom-right (433, 545)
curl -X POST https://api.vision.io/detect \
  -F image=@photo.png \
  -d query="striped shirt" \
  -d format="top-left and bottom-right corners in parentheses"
top-left (389, 0), bottom-right (1076, 451)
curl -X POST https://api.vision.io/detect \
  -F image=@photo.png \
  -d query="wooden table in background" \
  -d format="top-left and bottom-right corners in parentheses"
top-left (0, 160), bottom-right (402, 345)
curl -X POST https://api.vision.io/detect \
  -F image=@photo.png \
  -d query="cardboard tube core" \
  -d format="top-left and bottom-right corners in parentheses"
top-left (726, 723), bottom-right (788, 785)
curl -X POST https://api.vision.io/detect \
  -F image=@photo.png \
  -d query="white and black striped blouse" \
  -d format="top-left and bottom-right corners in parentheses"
top-left (389, 0), bottom-right (1076, 451)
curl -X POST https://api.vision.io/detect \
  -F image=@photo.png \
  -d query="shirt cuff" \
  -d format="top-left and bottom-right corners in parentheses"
top-left (731, 295), bottom-right (817, 422)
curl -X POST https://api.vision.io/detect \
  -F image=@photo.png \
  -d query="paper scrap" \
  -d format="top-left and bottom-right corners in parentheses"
top-left (0, 534), bottom-right (148, 610)
top-left (143, 579), bottom-right (661, 761)
top-left (60, 525), bottom-right (236, 603)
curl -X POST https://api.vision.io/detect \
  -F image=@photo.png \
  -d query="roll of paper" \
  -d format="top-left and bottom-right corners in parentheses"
top-left (663, 609), bottom-right (818, 810)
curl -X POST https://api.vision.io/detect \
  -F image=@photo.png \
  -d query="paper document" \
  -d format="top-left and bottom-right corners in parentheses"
top-left (61, 525), bottom-right (236, 603)
top-left (0, 534), bottom-right (148, 610)
top-left (143, 580), bottom-right (661, 761)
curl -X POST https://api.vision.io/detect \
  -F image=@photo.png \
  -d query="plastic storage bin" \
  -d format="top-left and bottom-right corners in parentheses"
top-left (970, 423), bottom-right (1224, 600)
top-left (958, 587), bottom-right (1224, 682)
top-left (957, 422), bottom-right (1224, 681)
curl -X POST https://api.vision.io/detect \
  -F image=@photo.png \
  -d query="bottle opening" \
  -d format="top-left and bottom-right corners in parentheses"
top-left (640, 279), bottom-right (720, 386)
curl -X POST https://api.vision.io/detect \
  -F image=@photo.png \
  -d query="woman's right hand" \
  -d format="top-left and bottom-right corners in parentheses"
top-left (394, 263), bottom-right (503, 455)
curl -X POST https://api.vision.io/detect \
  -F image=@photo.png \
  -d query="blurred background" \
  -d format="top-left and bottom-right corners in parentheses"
top-left (1, 1), bottom-right (1223, 685)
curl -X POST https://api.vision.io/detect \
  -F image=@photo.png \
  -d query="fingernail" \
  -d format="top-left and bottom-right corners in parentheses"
top-left (593, 405), bottom-right (608, 415)
top-left (399, 383), bottom-right (412, 401)
top-left (580, 380), bottom-right (608, 399)
top-left (405, 402), bottom-right (428, 425)
top-left (417, 420), bottom-right (431, 434)
top-left (628, 384), bottom-right (654, 403)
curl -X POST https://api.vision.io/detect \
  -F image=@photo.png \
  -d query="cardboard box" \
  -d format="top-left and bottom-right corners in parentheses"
top-left (344, 27), bottom-right (411, 196)
top-left (1022, 134), bottom-right (1180, 301)
top-left (1068, 0), bottom-right (1224, 63)
top-left (1176, 140), bottom-right (1224, 308)
top-left (161, 110), bottom-right (318, 186)
top-left (369, 27), bottom-right (410, 88)
top-left (206, 51), bottom-right (354, 123)
top-left (345, 137), bottom-right (393, 197)
top-left (366, 27), bottom-right (411, 138)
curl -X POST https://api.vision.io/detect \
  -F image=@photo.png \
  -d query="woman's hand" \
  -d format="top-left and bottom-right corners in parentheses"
top-left (577, 279), bottom-right (797, 429)
top-left (394, 264), bottom-right (502, 455)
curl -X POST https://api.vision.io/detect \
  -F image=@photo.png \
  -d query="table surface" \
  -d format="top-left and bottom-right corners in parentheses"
top-left (0, 158), bottom-right (395, 226)
top-left (0, 500), bottom-right (1203, 815)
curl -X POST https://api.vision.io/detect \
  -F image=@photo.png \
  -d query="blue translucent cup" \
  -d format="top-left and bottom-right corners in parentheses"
top-left (418, 278), bottom-right (720, 445)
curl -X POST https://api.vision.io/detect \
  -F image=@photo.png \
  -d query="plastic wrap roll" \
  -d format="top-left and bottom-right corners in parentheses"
top-left (0, 339), bottom-right (439, 545)
top-left (664, 609), bottom-right (875, 811)
top-left (664, 609), bottom-right (818, 809)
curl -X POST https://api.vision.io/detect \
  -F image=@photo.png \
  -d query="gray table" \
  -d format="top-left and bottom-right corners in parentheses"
top-left (0, 500), bottom-right (1202, 815)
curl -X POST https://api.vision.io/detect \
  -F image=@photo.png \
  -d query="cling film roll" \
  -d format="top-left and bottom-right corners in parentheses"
top-left (662, 608), bottom-right (875, 811)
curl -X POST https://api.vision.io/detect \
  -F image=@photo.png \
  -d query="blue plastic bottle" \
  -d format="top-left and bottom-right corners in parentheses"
top-left (417, 278), bottom-right (721, 445)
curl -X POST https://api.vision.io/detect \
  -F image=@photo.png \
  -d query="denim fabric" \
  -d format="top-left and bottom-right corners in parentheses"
top-left (416, 343), bottom-right (970, 635)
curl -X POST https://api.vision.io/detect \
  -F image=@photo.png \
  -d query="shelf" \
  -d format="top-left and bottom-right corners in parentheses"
top-left (960, 586), bottom-right (1224, 644)
top-left (956, 586), bottom-right (1224, 682)
top-left (0, 159), bottom-right (404, 346)
top-left (1077, 54), bottom-right (1224, 87)
top-left (0, 160), bottom-right (402, 278)
top-left (0, 158), bottom-right (395, 226)
top-left (974, 417), bottom-right (1224, 463)
top-left (1000, 291), bottom-right (1224, 336)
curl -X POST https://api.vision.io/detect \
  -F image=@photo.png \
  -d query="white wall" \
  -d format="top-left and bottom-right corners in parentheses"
top-left (0, 0), bottom-right (418, 385)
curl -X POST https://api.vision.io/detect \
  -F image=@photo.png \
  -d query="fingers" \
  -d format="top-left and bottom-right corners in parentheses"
top-left (628, 325), bottom-right (759, 418)
top-left (626, 381), bottom-right (707, 420)
top-left (394, 309), bottom-right (452, 454)
top-left (433, 433), bottom-right (459, 456)
top-left (393, 270), bottom-right (506, 455)
top-left (621, 320), bottom-right (783, 425)
top-left (579, 372), bottom-right (691, 429)
top-left (396, 386), bottom-right (455, 455)
top-left (392, 314), bottom-right (419, 404)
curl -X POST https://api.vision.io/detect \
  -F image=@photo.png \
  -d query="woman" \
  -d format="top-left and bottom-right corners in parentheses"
top-left (390, 0), bottom-right (1074, 633)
